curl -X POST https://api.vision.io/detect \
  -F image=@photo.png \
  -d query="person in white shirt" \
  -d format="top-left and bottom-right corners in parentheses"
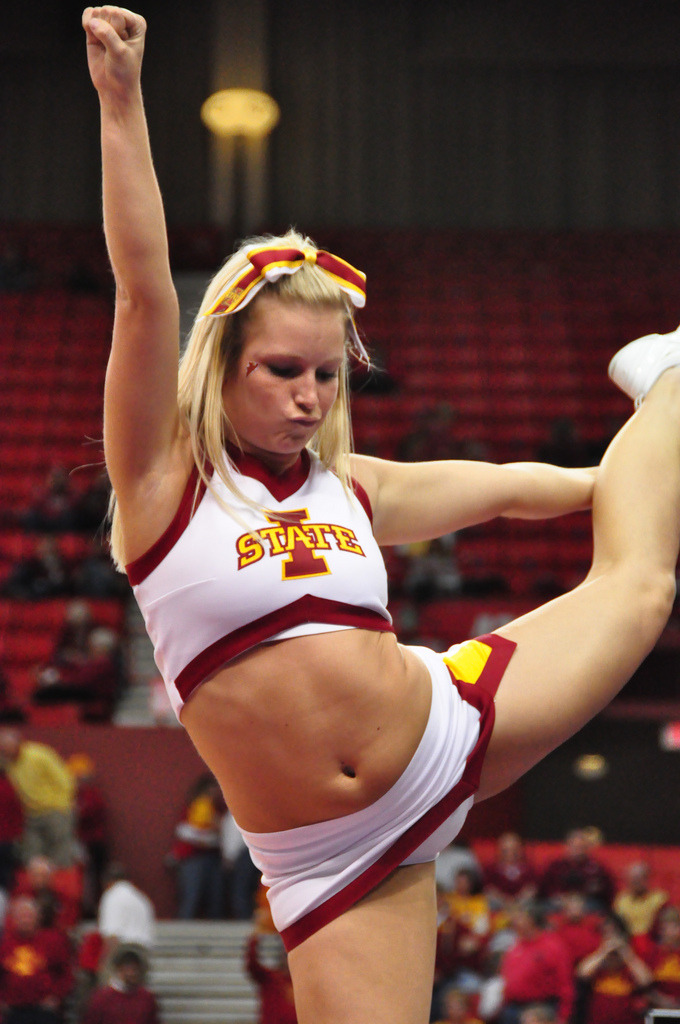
top-left (98, 862), bottom-right (155, 980)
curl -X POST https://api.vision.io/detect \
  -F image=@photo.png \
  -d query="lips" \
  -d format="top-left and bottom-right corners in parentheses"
top-left (291, 418), bottom-right (319, 428)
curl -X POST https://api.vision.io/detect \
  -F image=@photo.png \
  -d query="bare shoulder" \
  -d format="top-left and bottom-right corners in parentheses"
top-left (114, 435), bottom-right (196, 565)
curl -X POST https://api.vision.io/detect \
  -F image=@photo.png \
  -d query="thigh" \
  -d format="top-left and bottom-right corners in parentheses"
top-left (478, 572), bottom-right (658, 801)
top-left (288, 861), bottom-right (438, 1024)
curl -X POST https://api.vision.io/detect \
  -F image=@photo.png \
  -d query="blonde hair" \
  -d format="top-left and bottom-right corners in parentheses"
top-left (109, 228), bottom-right (360, 570)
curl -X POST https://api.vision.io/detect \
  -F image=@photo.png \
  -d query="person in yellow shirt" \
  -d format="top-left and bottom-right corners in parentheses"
top-left (614, 862), bottom-right (668, 937)
top-left (0, 729), bottom-right (75, 868)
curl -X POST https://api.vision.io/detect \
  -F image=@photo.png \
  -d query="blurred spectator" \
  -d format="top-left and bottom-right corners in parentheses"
top-left (0, 728), bottom-right (76, 867)
top-left (0, 894), bottom-right (73, 1024)
top-left (436, 841), bottom-right (483, 895)
top-left (72, 538), bottom-right (128, 599)
top-left (72, 473), bottom-right (111, 534)
top-left (499, 901), bottom-right (574, 1024)
top-left (549, 893), bottom-right (602, 972)
top-left (537, 417), bottom-right (595, 468)
top-left (97, 863), bottom-right (155, 981)
top-left (67, 753), bottom-right (110, 918)
top-left (483, 832), bottom-right (539, 912)
top-left (397, 402), bottom-right (488, 463)
top-left (2, 536), bottom-right (70, 600)
top-left (33, 601), bottom-right (123, 722)
top-left (433, 893), bottom-right (488, 1019)
top-left (519, 1005), bottom-right (558, 1024)
top-left (81, 947), bottom-right (161, 1024)
top-left (66, 261), bottom-right (102, 295)
top-left (0, 245), bottom-right (38, 292)
top-left (575, 913), bottom-right (652, 1024)
top-left (613, 861), bottom-right (668, 938)
top-left (168, 773), bottom-right (225, 920)
top-left (12, 855), bottom-right (82, 932)
top-left (33, 626), bottom-right (122, 723)
top-left (538, 829), bottom-right (615, 912)
top-left (0, 762), bottom-right (23, 893)
top-left (221, 808), bottom-right (259, 920)
top-left (53, 600), bottom-right (95, 671)
top-left (443, 868), bottom-right (492, 940)
top-left (401, 534), bottom-right (463, 600)
top-left (245, 928), bottom-right (297, 1024)
top-left (644, 904), bottom-right (680, 1010)
top-left (432, 986), bottom-right (483, 1024)
top-left (0, 663), bottom-right (26, 725)
top-left (23, 466), bottom-right (79, 534)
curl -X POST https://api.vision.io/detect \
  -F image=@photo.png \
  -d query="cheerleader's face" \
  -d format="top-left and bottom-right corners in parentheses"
top-left (222, 295), bottom-right (346, 473)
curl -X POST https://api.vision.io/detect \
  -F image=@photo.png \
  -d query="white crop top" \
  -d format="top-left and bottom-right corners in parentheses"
top-left (126, 446), bottom-right (394, 718)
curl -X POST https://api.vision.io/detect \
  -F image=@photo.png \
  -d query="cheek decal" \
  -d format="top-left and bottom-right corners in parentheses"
top-left (245, 361), bottom-right (260, 377)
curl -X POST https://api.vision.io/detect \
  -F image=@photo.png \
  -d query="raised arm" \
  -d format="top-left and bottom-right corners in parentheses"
top-left (350, 455), bottom-right (595, 546)
top-left (83, 7), bottom-right (182, 504)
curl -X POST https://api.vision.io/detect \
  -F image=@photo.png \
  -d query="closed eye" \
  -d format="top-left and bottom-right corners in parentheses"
top-left (267, 364), bottom-right (300, 379)
top-left (316, 369), bottom-right (340, 383)
top-left (266, 364), bottom-right (339, 383)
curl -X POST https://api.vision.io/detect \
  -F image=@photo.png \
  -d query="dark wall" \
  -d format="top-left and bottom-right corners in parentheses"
top-left (269, 0), bottom-right (680, 230)
top-left (0, 2), bottom-right (211, 225)
top-left (522, 714), bottom-right (680, 846)
top-left (4, 1), bottom-right (680, 230)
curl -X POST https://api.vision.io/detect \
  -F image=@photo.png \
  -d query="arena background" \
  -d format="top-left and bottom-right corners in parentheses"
top-left (3, 0), bottom-right (680, 917)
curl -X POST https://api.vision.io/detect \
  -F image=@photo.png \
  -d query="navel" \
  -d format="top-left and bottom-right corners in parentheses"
top-left (341, 763), bottom-right (357, 779)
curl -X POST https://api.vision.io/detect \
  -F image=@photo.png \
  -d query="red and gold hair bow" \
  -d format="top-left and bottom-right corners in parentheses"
top-left (204, 245), bottom-right (369, 362)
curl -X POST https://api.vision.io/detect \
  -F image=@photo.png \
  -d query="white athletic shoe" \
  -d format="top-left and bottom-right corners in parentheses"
top-left (608, 327), bottom-right (680, 407)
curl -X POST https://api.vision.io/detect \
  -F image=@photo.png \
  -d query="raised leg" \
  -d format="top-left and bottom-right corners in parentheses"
top-left (287, 861), bottom-right (437, 1024)
top-left (478, 366), bottom-right (680, 799)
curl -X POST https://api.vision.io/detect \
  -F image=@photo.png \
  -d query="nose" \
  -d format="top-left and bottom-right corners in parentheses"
top-left (294, 372), bottom-right (320, 412)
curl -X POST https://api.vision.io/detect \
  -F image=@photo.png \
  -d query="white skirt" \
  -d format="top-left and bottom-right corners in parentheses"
top-left (238, 633), bottom-right (516, 950)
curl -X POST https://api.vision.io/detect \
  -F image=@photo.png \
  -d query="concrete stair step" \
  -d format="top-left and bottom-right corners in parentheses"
top-left (162, 1013), bottom-right (253, 1024)
top-left (151, 966), bottom-right (249, 981)
top-left (145, 921), bottom-right (264, 1024)
top-left (159, 996), bottom-right (256, 1016)
top-left (153, 979), bottom-right (255, 998)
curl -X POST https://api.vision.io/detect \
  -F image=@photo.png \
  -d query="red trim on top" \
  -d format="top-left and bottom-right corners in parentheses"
top-left (278, 633), bottom-right (516, 951)
top-left (176, 595), bottom-right (393, 702)
top-left (227, 444), bottom-right (311, 502)
top-left (126, 466), bottom-right (207, 586)
top-left (350, 477), bottom-right (373, 522)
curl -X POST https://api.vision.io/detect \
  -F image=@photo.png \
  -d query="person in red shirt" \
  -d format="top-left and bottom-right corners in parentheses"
top-left (12, 854), bottom-right (82, 932)
top-left (645, 904), bottom-right (680, 1011)
top-left (539, 829), bottom-right (615, 912)
top-left (483, 833), bottom-right (539, 912)
top-left (67, 753), bottom-right (110, 917)
top-left (169, 772), bottom-right (225, 920)
top-left (81, 948), bottom-right (160, 1024)
top-left (499, 902), bottom-right (574, 1024)
top-left (246, 928), bottom-right (297, 1024)
top-left (576, 913), bottom-right (652, 1024)
top-left (0, 894), bottom-right (74, 1024)
top-left (550, 893), bottom-right (602, 971)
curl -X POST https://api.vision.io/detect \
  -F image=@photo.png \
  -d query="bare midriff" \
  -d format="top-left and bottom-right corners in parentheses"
top-left (179, 627), bottom-right (433, 834)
